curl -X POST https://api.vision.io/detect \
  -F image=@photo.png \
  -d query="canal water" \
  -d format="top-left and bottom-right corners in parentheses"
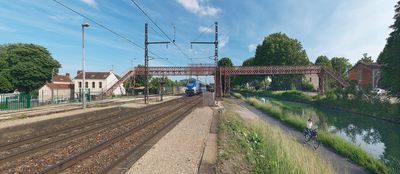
top-left (258, 96), bottom-right (400, 170)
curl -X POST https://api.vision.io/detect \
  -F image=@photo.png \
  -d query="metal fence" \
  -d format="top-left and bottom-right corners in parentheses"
top-left (0, 93), bottom-right (37, 111)
top-left (0, 89), bottom-right (96, 111)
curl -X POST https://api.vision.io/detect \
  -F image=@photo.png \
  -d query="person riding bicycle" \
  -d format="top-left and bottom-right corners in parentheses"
top-left (306, 118), bottom-right (313, 136)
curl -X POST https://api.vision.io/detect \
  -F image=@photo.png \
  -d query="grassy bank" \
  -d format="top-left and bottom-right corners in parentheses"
top-left (232, 92), bottom-right (389, 174)
top-left (217, 109), bottom-right (335, 174)
top-left (238, 89), bottom-right (400, 123)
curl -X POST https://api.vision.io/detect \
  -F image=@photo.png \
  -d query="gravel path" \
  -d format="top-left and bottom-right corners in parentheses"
top-left (225, 98), bottom-right (368, 174)
top-left (126, 106), bottom-right (214, 174)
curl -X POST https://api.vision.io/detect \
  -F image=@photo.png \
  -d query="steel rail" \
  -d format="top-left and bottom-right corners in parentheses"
top-left (37, 96), bottom-right (201, 174)
top-left (0, 98), bottom-right (187, 164)
top-left (99, 97), bottom-right (201, 174)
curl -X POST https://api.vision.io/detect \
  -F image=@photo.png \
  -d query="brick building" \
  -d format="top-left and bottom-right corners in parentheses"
top-left (348, 62), bottom-right (382, 89)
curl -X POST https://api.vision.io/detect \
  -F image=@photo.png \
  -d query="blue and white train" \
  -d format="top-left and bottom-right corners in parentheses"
top-left (185, 79), bottom-right (204, 96)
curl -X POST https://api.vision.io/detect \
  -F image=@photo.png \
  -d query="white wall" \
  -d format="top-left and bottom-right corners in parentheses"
top-left (73, 72), bottom-right (126, 96)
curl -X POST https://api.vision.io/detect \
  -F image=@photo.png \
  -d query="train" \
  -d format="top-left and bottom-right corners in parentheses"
top-left (185, 79), bottom-right (204, 96)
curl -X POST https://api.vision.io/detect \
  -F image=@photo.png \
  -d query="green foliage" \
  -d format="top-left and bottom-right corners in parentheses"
top-left (302, 81), bottom-right (315, 92)
top-left (254, 33), bottom-right (309, 90)
top-left (149, 76), bottom-right (174, 89)
top-left (377, 1), bottom-right (400, 97)
top-left (243, 57), bottom-right (255, 66)
top-left (218, 57), bottom-right (233, 67)
top-left (0, 43), bottom-right (61, 93)
top-left (218, 57), bottom-right (234, 94)
top-left (0, 73), bottom-right (13, 93)
top-left (232, 57), bottom-right (259, 87)
top-left (358, 53), bottom-right (374, 64)
top-left (330, 57), bottom-right (352, 79)
top-left (232, 93), bottom-right (389, 174)
top-left (315, 55), bottom-right (332, 68)
top-left (238, 89), bottom-right (400, 122)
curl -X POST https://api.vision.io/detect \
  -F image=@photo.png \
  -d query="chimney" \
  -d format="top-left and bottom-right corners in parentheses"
top-left (66, 73), bottom-right (70, 77)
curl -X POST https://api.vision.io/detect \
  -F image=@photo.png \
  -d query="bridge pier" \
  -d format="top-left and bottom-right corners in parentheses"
top-left (318, 72), bottom-right (325, 95)
top-left (215, 68), bottom-right (223, 100)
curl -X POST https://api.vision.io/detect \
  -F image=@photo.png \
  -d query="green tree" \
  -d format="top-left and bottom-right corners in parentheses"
top-left (315, 55), bottom-right (332, 68)
top-left (331, 57), bottom-right (352, 79)
top-left (0, 75), bottom-right (13, 93)
top-left (0, 43), bottom-right (61, 93)
top-left (218, 57), bottom-right (233, 94)
top-left (377, 1), bottom-right (400, 97)
top-left (232, 57), bottom-right (255, 87)
top-left (254, 33), bottom-right (309, 90)
top-left (358, 53), bottom-right (374, 64)
top-left (129, 64), bottom-right (152, 87)
top-left (218, 57), bottom-right (233, 67)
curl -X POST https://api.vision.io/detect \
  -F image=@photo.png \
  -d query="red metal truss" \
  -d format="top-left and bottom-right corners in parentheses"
top-left (134, 66), bottom-right (216, 76)
top-left (219, 65), bottom-right (322, 75)
top-left (133, 65), bottom-right (322, 76)
top-left (102, 65), bottom-right (349, 96)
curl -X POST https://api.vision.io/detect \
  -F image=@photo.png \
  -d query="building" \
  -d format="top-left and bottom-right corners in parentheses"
top-left (348, 62), bottom-right (382, 89)
top-left (73, 71), bottom-right (126, 98)
top-left (38, 73), bottom-right (74, 103)
top-left (304, 74), bottom-right (319, 91)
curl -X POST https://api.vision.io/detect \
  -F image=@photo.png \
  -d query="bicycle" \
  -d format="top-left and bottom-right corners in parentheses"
top-left (303, 128), bottom-right (321, 150)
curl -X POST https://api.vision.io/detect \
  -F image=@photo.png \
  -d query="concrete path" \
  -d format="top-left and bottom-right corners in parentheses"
top-left (225, 98), bottom-right (368, 174)
top-left (126, 106), bottom-right (215, 174)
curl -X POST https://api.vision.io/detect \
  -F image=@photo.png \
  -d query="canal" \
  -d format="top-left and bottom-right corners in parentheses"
top-left (258, 96), bottom-right (400, 171)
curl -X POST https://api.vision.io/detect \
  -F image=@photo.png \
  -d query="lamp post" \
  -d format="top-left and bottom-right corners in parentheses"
top-left (82, 23), bottom-right (90, 109)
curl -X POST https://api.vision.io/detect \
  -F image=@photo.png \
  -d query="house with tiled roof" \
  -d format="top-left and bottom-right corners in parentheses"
top-left (348, 62), bottom-right (382, 89)
top-left (38, 73), bottom-right (75, 103)
top-left (73, 71), bottom-right (125, 98)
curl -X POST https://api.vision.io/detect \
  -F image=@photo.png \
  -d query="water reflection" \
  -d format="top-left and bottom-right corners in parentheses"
top-left (260, 97), bottom-right (400, 170)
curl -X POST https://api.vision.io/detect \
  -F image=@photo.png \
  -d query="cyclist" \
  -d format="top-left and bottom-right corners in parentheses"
top-left (305, 118), bottom-right (313, 137)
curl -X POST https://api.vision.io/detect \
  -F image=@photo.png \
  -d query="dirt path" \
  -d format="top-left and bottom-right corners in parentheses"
top-left (225, 98), bottom-right (368, 174)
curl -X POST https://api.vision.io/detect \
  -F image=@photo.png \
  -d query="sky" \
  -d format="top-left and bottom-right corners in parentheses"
top-left (0, 0), bottom-right (397, 78)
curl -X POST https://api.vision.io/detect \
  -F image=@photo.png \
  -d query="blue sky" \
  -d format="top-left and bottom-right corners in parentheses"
top-left (0, 0), bottom-right (396, 78)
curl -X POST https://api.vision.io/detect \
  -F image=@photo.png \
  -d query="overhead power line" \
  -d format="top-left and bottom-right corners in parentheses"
top-left (192, 22), bottom-right (215, 42)
top-left (52, 0), bottom-right (163, 59)
top-left (129, 0), bottom-right (191, 60)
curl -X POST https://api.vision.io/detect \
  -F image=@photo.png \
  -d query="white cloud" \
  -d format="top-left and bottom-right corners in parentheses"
top-left (307, 0), bottom-right (394, 64)
top-left (198, 26), bottom-right (214, 33)
top-left (219, 36), bottom-right (229, 48)
top-left (176, 0), bottom-right (221, 16)
top-left (248, 44), bottom-right (257, 52)
top-left (81, 0), bottom-right (97, 8)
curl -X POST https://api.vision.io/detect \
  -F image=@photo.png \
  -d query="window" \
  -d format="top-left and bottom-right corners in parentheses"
top-left (92, 82), bottom-right (95, 88)
top-left (79, 82), bottom-right (82, 88)
top-left (309, 78), bottom-right (312, 82)
top-left (85, 82), bottom-right (88, 88)
top-left (99, 82), bottom-right (102, 88)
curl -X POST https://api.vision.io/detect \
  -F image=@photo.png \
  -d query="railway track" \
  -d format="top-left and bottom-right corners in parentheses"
top-left (0, 96), bottom-right (200, 174)
top-left (0, 97), bottom-right (186, 160)
top-left (0, 95), bottom-right (162, 120)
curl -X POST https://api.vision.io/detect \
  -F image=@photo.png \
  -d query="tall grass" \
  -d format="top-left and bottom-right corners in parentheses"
top-left (232, 92), bottom-right (389, 174)
top-left (219, 110), bottom-right (336, 174)
top-left (238, 89), bottom-right (400, 123)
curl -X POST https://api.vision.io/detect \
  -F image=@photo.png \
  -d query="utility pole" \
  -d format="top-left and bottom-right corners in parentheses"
top-left (144, 23), bottom-right (170, 104)
top-left (81, 23), bottom-right (90, 109)
top-left (191, 22), bottom-right (219, 100)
